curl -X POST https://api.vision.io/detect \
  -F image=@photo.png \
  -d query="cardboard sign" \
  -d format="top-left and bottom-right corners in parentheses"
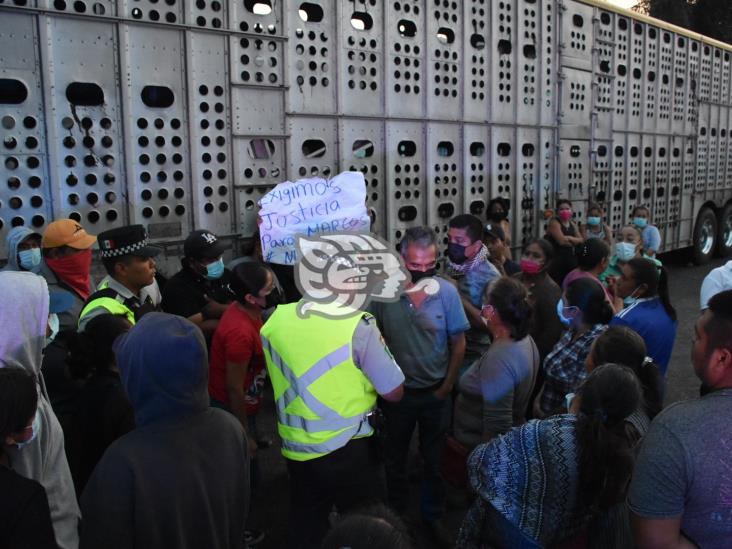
top-left (257, 171), bottom-right (371, 265)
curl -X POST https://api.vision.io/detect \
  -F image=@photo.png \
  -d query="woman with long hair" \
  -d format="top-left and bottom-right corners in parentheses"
top-left (453, 277), bottom-right (539, 450)
top-left (535, 277), bottom-right (613, 417)
top-left (457, 364), bottom-right (642, 548)
top-left (516, 239), bottom-right (564, 365)
top-left (545, 199), bottom-right (584, 286)
top-left (562, 238), bottom-right (612, 303)
top-left (610, 257), bottom-right (678, 377)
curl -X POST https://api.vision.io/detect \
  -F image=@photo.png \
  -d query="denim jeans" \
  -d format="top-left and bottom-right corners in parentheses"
top-left (382, 389), bottom-right (449, 522)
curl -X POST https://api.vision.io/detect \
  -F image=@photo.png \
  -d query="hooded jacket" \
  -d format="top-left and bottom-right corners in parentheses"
top-left (3, 227), bottom-right (42, 273)
top-left (0, 271), bottom-right (81, 549)
top-left (80, 313), bottom-right (249, 549)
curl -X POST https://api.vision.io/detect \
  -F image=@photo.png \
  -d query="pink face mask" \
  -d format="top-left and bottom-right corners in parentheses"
top-left (558, 209), bottom-right (573, 222)
top-left (520, 259), bottom-right (543, 275)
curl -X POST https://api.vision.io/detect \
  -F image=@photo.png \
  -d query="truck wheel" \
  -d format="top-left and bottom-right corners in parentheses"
top-left (718, 204), bottom-right (732, 258)
top-left (692, 207), bottom-right (717, 265)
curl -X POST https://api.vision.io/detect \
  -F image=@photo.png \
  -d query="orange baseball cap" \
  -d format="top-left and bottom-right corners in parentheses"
top-left (42, 219), bottom-right (97, 249)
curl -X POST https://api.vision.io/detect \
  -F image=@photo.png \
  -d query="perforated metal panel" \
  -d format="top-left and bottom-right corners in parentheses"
top-left (339, 1), bottom-right (383, 116)
top-left (426, 123), bottom-right (461, 247)
top-left (39, 17), bottom-right (126, 232)
top-left (187, 32), bottom-right (233, 234)
top-left (1, 0), bottom-right (731, 261)
top-left (385, 0), bottom-right (424, 118)
top-left (119, 25), bottom-right (189, 239)
top-left (0, 13), bottom-right (50, 235)
top-left (285, 0), bottom-right (337, 115)
top-left (338, 119), bottom-right (385, 234)
top-left (462, 124), bottom-right (490, 217)
top-left (384, 121), bottom-right (425, 243)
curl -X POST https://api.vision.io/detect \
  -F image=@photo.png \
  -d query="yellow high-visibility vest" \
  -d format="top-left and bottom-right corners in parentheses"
top-left (78, 280), bottom-right (136, 328)
top-left (260, 302), bottom-right (377, 461)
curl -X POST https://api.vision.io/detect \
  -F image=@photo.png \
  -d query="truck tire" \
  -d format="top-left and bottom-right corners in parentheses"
top-left (717, 204), bottom-right (732, 258)
top-left (692, 207), bottom-right (717, 265)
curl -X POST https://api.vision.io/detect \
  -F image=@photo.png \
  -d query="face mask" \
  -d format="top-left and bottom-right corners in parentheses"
top-left (586, 216), bottom-right (601, 227)
top-left (488, 211), bottom-right (506, 222)
top-left (18, 248), bottom-right (42, 271)
top-left (45, 314), bottom-right (59, 347)
top-left (45, 248), bottom-right (93, 300)
top-left (622, 285), bottom-right (642, 307)
top-left (264, 288), bottom-right (283, 309)
top-left (13, 413), bottom-right (41, 450)
top-left (556, 299), bottom-right (579, 326)
top-left (447, 243), bottom-right (468, 264)
top-left (204, 258), bottom-right (225, 280)
top-left (615, 242), bottom-right (637, 262)
top-left (558, 209), bottom-right (573, 222)
top-left (409, 268), bottom-right (436, 284)
top-left (520, 259), bottom-right (542, 275)
top-left (565, 392), bottom-right (576, 413)
top-left (633, 217), bottom-right (648, 228)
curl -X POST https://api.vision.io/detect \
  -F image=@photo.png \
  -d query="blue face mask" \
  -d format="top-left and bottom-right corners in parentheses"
top-left (633, 217), bottom-right (648, 229)
top-left (556, 299), bottom-right (579, 326)
top-left (204, 258), bottom-right (225, 280)
top-left (18, 248), bottom-right (42, 271)
top-left (586, 216), bottom-right (602, 227)
top-left (615, 242), bottom-right (637, 262)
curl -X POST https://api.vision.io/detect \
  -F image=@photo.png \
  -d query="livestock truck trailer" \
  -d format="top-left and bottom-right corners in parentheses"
top-left (1, 0), bottom-right (731, 266)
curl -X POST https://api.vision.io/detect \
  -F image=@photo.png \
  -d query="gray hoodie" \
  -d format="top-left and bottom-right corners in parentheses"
top-left (3, 226), bottom-right (42, 273)
top-left (0, 271), bottom-right (81, 549)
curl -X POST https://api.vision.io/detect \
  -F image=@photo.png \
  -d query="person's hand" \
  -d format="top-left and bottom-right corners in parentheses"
top-left (606, 275), bottom-right (617, 294)
top-left (433, 383), bottom-right (452, 400)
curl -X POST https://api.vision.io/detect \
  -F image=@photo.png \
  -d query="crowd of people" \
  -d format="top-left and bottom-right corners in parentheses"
top-left (1, 198), bottom-right (731, 549)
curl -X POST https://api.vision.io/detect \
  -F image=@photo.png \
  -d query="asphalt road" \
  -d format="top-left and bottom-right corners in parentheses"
top-left (249, 252), bottom-right (727, 548)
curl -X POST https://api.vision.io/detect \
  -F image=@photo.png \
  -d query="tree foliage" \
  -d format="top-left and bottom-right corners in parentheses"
top-left (632, 0), bottom-right (732, 44)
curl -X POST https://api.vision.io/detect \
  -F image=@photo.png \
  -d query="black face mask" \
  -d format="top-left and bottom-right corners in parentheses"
top-left (447, 243), bottom-right (468, 264)
top-left (488, 211), bottom-right (507, 222)
top-left (409, 268), bottom-right (437, 283)
top-left (264, 287), bottom-right (283, 309)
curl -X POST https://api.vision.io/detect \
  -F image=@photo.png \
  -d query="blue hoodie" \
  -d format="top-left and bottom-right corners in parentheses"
top-left (114, 312), bottom-right (210, 426)
top-left (80, 312), bottom-right (249, 549)
top-left (3, 227), bottom-right (42, 273)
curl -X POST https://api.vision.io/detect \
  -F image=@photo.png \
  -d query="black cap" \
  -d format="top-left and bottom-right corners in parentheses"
top-left (98, 225), bottom-right (160, 259)
top-left (484, 222), bottom-right (506, 242)
top-left (184, 230), bottom-right (227, 259)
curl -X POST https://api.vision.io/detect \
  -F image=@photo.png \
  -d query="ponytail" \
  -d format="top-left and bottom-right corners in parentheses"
top-left (576, 364), bottom-right (642, 512)
top-left (627, 258), bottom-right (677, 321)
top-left (590, 325), bottom-right (663, 419)
top-left (656, 266), bottom-right (677, 321)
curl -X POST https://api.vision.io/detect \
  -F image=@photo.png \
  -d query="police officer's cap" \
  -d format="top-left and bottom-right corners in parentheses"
top-left (97, 225), bottom-right (161, 259)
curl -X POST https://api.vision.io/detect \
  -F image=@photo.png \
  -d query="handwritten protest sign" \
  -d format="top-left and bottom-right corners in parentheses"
top-left (258, 171), bottom-right (371, 265)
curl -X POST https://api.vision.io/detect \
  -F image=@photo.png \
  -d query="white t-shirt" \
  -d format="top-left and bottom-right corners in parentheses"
top-left (700, 260), bottom-right (732, 309)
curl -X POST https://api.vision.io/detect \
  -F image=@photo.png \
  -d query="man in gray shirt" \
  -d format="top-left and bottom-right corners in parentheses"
top-left (629, 289), bottom-right (732, 549)
top-left (369, 226), bottom-right (468, 546)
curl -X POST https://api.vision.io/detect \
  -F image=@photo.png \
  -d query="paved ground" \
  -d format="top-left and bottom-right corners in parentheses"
top-left (249, 251), bottom-right (727, 548)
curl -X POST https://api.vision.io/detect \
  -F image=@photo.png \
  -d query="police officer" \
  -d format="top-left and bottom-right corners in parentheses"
top-left (261, 299), bottom-right (405, 549)
top-left (78, 225), bottom-right (160, 331)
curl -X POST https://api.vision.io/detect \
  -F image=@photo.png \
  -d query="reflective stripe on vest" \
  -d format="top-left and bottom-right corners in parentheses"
top-left (78, 280), bottom-right (136, 328)
top-left (260, 303), bottom-right (376, 461)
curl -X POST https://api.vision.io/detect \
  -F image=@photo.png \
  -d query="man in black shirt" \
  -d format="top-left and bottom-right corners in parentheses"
top-left (161, 230), bottom-right (235, 340)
